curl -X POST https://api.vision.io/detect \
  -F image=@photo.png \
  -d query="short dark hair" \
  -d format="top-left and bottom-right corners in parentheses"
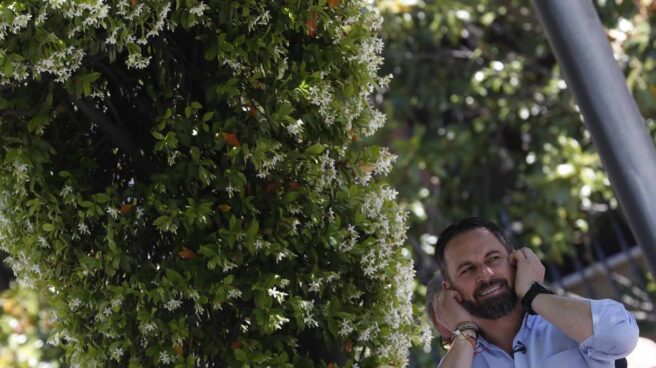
top-left (425, 273), bottom-right (443, 329)
top-left (434, 217), bottom-right (512, 280)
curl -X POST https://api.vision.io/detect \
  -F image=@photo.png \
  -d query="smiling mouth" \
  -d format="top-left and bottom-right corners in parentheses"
top-left (476, 282), bottom-right (507, 298)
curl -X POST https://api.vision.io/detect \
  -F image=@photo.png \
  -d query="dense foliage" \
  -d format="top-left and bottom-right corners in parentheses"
top-left (0, 0), bottom-right (421, 366)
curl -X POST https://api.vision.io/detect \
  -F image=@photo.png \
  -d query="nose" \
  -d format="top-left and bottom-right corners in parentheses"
top-left (477, 265), bottom-right (495, 282)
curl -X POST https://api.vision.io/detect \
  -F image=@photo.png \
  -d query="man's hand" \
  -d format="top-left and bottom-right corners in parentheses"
top-left (509, 247), bottom-right (546, 298)
top-left (432, 289), bottom-right (474, 339)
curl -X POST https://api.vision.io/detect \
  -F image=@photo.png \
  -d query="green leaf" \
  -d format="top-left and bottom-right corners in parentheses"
top-left (28, 111), bottom-right (51, 133)
top-left (42, 223), bottom-right (55, 232)
top-left (202, 111), bottom-right (215, 122)
top-left (305, 143), bottom-right (326, 155)
top-left (92, 193), bottom-right (109, 204)
top-left (165, 269), bottom-right (184, 284)
top-left (190, 147), bottom-right (200, 162)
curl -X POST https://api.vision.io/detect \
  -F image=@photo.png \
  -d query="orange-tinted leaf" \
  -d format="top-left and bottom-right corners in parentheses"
top-left (230, 341), bottom-right (242, 350)
top-left (130, 0), bottom-right (137, 6)
top-left (328, 0), bottom-right (340, 8)
top-left (222, 132), bottom-right (241, 147)
top-left (218, 204), bottom-right (232, 212)
top-left (266, 181), bottom-right (280, 193)
top-left (306, 18), bottom-right (317, 37)
top-left (119, 203), bottom-right (133, 215)
top-left (345, 338), bottom-right (352, 352)
top-left (173, 344), bottom-right (184, 356)
top-left (179, 247), bottom-right (199, 260)
top-left (288, 181), bottom-right (301, 190)
top-left (327, 363), bottom-right (335, 368)
top-left (358, 161), bottom-right (375, 174)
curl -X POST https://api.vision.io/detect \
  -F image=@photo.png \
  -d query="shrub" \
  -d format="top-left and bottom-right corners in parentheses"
top-left (0, 0), bottom-right (420, 366)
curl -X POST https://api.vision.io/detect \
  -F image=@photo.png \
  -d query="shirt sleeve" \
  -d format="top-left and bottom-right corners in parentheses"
top-left (578, 298), bottom-right (639, 361)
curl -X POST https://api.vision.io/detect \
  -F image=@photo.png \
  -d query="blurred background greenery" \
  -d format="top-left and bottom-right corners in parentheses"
top-left (2, 0), bottom-right (656, 366)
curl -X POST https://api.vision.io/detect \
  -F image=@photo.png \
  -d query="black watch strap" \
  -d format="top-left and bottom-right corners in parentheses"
top-left (521, 282), bottom-right (554, 315)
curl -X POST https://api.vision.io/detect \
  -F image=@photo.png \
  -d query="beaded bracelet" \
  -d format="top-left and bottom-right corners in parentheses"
top-left (454, 321), bottom-right (480, 339)
top-left (453, 329), bottom-right (477, 349)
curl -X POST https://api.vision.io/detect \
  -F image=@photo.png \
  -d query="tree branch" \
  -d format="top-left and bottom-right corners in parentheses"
top-left (71, 98), bottom-right (156, 176)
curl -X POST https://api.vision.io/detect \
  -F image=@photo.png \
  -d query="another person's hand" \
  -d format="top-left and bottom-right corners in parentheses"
top-left (432, 289), bottom-right (474, 340)
top-left (509, 247), bottom-right (546, 298)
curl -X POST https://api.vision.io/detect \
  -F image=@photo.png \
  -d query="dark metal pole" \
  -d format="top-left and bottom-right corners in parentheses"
top-left (531, 0), bottom-right (656, 283)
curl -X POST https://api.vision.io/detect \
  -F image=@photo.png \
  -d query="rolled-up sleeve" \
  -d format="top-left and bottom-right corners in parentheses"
top-left (579, 299), bottom-right (639, 361)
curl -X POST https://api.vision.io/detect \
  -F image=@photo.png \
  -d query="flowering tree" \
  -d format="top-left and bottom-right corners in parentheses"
top-left (0, 0), bottom-right (422, 366)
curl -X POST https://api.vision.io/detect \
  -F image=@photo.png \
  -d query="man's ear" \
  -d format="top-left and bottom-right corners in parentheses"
top-left (442, 279), bottom-right (452, 290)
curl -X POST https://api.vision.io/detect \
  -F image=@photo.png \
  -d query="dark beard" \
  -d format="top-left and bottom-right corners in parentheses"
top-left (460, 279), bottom-right (518, 320)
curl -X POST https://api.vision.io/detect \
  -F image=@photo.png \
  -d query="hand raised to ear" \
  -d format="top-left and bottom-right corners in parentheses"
top-left (431, 288), bottom-right (474, 340)
top-left (509, 247), bottom-right (546, 298)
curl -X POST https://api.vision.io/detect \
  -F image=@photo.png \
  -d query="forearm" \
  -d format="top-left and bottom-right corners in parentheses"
top-left (437, 338), bottom-right (475, 368)
top-left (531, 293), bottom-right (592, 342)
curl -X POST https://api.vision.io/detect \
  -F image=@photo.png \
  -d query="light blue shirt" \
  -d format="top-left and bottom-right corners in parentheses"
top-left (471, 299), bottom-right (639, 367)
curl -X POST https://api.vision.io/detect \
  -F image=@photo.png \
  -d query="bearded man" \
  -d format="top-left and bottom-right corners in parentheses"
top-left (428, 217), bottom-right (638, 367)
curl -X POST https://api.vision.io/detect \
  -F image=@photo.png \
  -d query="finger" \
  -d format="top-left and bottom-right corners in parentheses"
top-left (524, 248), bottom-right (541, 262)
top-left (508, 251), bottom-right (518, 266)
top-left (433, 293), bottom-right (443, 308)
top-left (452, 290), bottom-right (463, 303)
top-left (518, 247), bottom-right (529, 259)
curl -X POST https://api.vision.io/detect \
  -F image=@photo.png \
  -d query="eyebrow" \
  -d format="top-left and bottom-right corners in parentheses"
top-left (455, 250), bottom-right (503, 273)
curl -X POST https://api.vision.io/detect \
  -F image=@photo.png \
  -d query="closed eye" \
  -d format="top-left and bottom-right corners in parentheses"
top-left (487, 255), bottom-right (502, 263)
top-left (459, 266), bottom-right (474, 275)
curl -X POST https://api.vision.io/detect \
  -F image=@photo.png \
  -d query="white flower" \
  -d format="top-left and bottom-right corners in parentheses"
top-left (256, 144), bottom-right (285, 179)
top-left (12, 14), bottom-right (32, 33)
top-left (249, 9), bottom-right (271, 32)
top-left (69, 298), bottom-right (82, 311)
top-left (228, 289), bottom-right (242, 300)
top-left (254, 238), bottom-right (270, 251)
top-left (222, 261), bottom-right (236, 272)
top-left (38, 236), bottom-right (50, 248)
top-left (326, 207), bottom-right (335, 223)
top-left (309, 279), bottom-right (321, 293)
top-left (111, 298), bottom-right (122, 308)
top-left (46, 0), bottom-right (67, 10)
top-left (362, 108), bottom-right (386, 137)
top-left (126, 52), bottom-right (151, 69)
top-left (307, 84), bottom-right (335, 126)
top-left (304, 315), bottom-right (319, 328)
top-left (225, 185), bottom-right (237, 198)
top-left (267, 287), bottom-right (288, 303)
top-left (287, 119), bottom-right (304, 137)
top-left (107, 206), bottom-right (119, 219)
top-left (420, 322), bottom-right (433, 351)
top-left (159, 351), bottom-right (172, 364)
top-left (189, 2), bottom-right (209, 17)
top-left (164, 299), bottom-right (182, 311)
top-left (77, 222), bottom-right (90, 235)
top-left (143, 322), bottom-right (157, 333)
top-left (338, 319), bottom-right (353, 337)
top-left (111, 347), bottom-right (124, 361)
top-left (60, 185), bottom-right (73, 196)
top-left (147, 3), bottom-right (171, 38)
top-left (373, 147), bottom-right (398, 175)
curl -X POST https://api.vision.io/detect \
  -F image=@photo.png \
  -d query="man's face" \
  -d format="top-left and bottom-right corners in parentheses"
top-left (443, 228), bottom-right (518, 320)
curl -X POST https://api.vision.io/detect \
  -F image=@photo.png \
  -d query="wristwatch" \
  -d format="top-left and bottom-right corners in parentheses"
top-left (521, 282), bottom-right (554, 315)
